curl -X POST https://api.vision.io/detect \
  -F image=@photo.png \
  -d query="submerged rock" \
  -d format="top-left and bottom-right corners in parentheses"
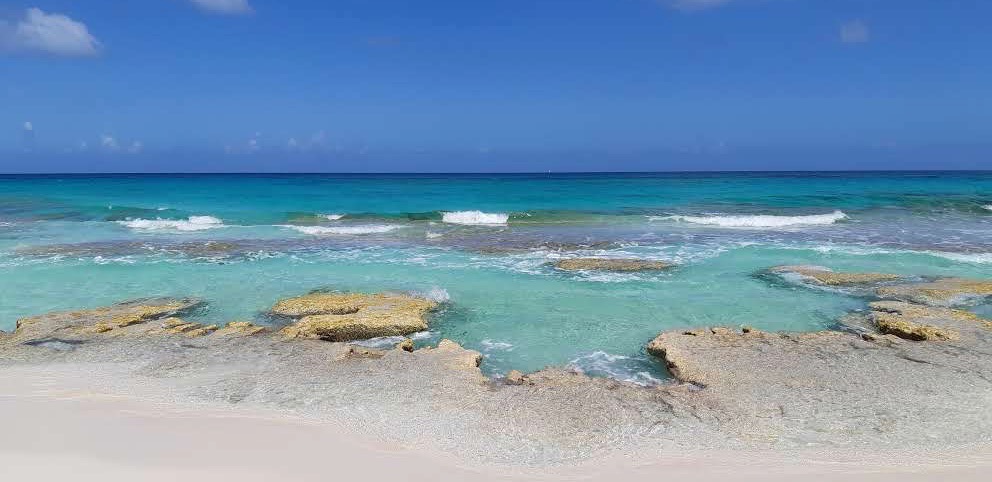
top-left (876, 278), bottom-right (992, 307)
top-left (767, 265), bottom-right (901, 286)
top-left (553, 258), bottom-right (672, 272)
top-left (277, 292), bottom-right (437, 342)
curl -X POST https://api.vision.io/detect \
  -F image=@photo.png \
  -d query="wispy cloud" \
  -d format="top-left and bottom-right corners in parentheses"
top-left (189, 0), bottom-right (254, 15)
top-left (840, 19), bottom-right (870, 44)
top-left (100, 134), bottom-right (119, 151)
top-left (0, 8), bottom-right (100, 57)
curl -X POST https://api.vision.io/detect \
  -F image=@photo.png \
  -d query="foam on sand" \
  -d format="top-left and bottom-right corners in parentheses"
top-left (117, 216), bottom-right (225, 232)
top-left (656, 210), bottom-right (848, 228)
top-left (442, 211), bottom-right (509, 225)
top-left (289, 224), bottom-right (402, 235)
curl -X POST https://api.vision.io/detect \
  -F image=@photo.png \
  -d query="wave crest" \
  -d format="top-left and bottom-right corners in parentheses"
top-left (117, 216), bottom-right (225, 232)
top-left (656, 210), bottom-right (847, 228)
top-left (442, 211), bottom-right (509, 225)
top-left (289, 224), bottom-right (402, 235)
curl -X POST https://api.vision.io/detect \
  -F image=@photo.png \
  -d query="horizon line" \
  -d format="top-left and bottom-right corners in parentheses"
top-left (2, 169), bottom-right (992, 176)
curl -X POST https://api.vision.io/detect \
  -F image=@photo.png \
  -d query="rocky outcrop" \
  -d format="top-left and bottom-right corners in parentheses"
top-left (876, 278), bottom-right (992, 307)
top-left (766, 265), bottom-right (901, 286)
top-left (866, 301), bottom-right (969, 341)
top-left (277, 292), bottom-right (437, 342)
top-left (13, 298), bottom-right (204, 339)
top-left (645, 324), bottom-right (992, 445)
top-left (553, 258), bottom-right (672, 272)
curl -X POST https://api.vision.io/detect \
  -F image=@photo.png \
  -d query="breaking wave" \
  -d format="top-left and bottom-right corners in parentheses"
top-left (322, 214), bottom-right (346, 220)
top-left (117, 216), bottom-right (225, 232)
top-left (567, 351), bottom-right (665, 387)
top-left (442, 211), bottom-right (509, 225)
top-left (655, 210), bottom-right (848, 228)
top-left (289, 224), bottom-right (403, 235)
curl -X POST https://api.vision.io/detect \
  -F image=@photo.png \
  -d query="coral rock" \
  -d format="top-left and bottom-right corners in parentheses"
top-left (278, 292), bottom-right (437, 342)
top-left (553, 258), bottom-right (672, 272)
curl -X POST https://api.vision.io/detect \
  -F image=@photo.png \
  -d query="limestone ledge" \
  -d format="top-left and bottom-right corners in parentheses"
top-left (766, 265), bottom-right (902, 286)
top-left (553, 258), bottom-right (673, 272)
top-left (876, 278), bottom-right (992, 307)
top-left (272, 291), bottom-right (437, 342)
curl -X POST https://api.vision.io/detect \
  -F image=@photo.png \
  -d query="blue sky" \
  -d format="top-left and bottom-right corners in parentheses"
top-left (1, 0), bottom-right (990, 172)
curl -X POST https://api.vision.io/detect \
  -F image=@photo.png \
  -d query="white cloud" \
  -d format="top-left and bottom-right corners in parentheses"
top-left (840, 19), bottom-right (870, 44)
top-left (127, 141), bottom-right (144, 154)
top-left (100, 134), bottom-right (119, 151)
top-left (0, 8), bottom-right (100, 57)
top-left (189, 0), bottom-right (254, 15)
top-left (23, 121), bottom-right (33, 131)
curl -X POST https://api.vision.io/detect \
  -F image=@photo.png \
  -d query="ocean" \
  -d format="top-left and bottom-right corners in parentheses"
top-left (2, 171), bottom-right (991, 383)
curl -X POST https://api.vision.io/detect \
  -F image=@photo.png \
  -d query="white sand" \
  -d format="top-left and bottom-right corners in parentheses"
top-left (1, 368), bottom-right (988, 482)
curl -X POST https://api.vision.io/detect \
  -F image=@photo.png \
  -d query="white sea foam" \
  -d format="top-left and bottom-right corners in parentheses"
top-left (322, 214), bottom-right (346, 220)
top-left (480, 339), bottom-right (514, 352)
top-left (117, 215), bottom-right (225, 232)
top-left (417, 287), bottom-right (451, 303)
top-left (654, 210), bottom-right (847, 228)
top-left (442, 211), bottom-right (509, 225)
top-left (983, 205), bottom-right (992, 212)
top-left (349, 330), bottom-right (436, 349)
top-left (289, 225), bottom-right (402, 235)
top-left (798, 244), bottom-right (992, 265)
top-left (350, 336), bottom-right (407, 349)
top-left (568, 351), bottom-right (664, 387)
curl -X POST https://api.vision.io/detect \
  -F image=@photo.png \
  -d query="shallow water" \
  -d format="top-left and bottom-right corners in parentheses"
top-left (2, 172), bottom-right (991, 382)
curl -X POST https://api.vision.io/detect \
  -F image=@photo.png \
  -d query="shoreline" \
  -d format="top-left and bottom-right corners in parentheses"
top-left (2, 367), bottom-right (989, 482)
top-left (2, 279), bottom-right (991, 480)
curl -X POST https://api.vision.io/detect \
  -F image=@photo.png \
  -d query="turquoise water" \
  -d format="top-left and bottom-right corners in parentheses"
top-left (2, 172), bottom-right (991, 382)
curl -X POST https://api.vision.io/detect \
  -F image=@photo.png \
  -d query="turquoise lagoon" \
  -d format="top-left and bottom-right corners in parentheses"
top-left (2, 172), bottom-right (991, 382)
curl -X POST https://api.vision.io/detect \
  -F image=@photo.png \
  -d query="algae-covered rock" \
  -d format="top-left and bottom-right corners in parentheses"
top-left (554, 258), bottom-right (672, 272)
top-left (278, 292), bottom-right (437, 342)
top-left (14, 298), bottom-right (203, 338)
top-left (876, 278), bottom-right (992, 307)
top-left (866, 301), bottom-right (988, 341)
top-left (768, 265), bottom-right (901, 286)
top-left (272, 292), bottom-right (382, 317)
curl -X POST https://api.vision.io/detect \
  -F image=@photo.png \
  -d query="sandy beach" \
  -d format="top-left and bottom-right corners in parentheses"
top-left (2, 364), bottom-right (990, 482)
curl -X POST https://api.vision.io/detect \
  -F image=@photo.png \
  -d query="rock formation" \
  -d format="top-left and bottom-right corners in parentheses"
top-left (553, 258), bottom-right (672, 272)
top-left (275, 291), bottom-right (438, 342)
